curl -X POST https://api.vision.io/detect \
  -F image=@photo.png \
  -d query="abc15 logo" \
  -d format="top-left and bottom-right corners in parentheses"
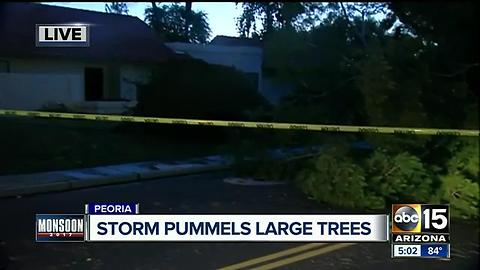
top-left (392, 204), bottom-right (449, 233)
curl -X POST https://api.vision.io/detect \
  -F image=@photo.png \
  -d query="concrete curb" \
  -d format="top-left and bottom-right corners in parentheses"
top-left (1, 143), bottom-right (361, 198)
top-left (223, 177), bottom-right (287, 186)
top-left (137, 164), bottom-right (229, 180)
top-left (0, 163), bottom-right (231, 198)
top-left (67, 172), bottom-right (140, 189)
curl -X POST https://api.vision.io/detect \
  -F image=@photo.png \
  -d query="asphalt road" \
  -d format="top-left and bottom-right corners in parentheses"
top-left (0, 171), bottom-right (478, 270)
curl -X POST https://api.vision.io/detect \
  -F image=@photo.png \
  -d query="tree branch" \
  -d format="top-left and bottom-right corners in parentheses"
top-left (340, 2), bottom-right (367, 48)
top-left (432, 63), bottom-right (479, 78)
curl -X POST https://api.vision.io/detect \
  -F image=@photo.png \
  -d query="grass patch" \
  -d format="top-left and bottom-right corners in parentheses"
top-left (0, 117), bottom-right (223, 175)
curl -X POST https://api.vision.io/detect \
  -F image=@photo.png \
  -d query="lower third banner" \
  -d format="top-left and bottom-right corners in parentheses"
top-left (86, 214), bottom-right (389, 242)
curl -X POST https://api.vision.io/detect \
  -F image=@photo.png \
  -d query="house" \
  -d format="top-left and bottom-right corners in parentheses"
top-left (0, 2), bottom-right (175, 113)
top-left (166, 35), bottom-right (295, 105)
top-left (166, 37), bottom-right (263, 91)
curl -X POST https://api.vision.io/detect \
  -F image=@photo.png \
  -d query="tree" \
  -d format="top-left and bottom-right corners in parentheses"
top-left (104, 2), bottom-right (129, 15)
top-left (233, 2), bottom-right (478, 217)
top-left (145, 3), bottom-right (211, 43)
top-left (385, 2), bottom-right (479, 130)
top-left (305, 2), bottom-right (391, 48)
top-left (389, 2), bottom-right (479, 99)
top-left (236, 2), bottom-right (309, 38)
top-left (263, 2), bottom-right (477, 128)
top-left (185, 2), bottom-right (192, 38)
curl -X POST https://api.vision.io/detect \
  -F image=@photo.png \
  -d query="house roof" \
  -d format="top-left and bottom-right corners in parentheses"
top-left (210, 35), bottom-right (263, 48)
top-left (166, 42), bottom-right (262, 55)
top-left (0, 3), bottom-right (175, 63)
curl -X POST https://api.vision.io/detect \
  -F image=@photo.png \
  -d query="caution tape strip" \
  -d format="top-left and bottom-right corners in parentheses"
top-left (0, 109), bottom-right (478, 137)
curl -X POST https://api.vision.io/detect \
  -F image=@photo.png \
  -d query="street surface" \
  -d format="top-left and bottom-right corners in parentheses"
top-left (0, 172), bottom-right (478, 270)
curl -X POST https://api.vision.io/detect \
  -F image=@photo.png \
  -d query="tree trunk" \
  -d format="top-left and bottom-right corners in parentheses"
top-left (265, 4), bottom-right (273, 34)
top-left (185, 2), bottom-right (192, 42)
top-left (340, 2), bottom-right (367, 48)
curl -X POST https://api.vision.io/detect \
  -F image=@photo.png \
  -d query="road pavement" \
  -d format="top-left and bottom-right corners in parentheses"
top-left (0, 172), bottom-right (477, 270)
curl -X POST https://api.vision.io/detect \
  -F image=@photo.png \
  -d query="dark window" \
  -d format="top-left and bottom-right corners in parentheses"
top-left (84, 67), bottom-right (104, 101)
top-left (0, 60), bottom-right (10, 73)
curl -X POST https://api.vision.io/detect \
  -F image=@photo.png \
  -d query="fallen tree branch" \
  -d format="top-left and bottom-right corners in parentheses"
top-left (432, 63), bottom-right (479, 78)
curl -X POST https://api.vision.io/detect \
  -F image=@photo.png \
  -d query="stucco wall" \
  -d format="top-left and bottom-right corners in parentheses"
top-left (0, 72), bottom-right (82, 110)
top-left (260, 77), bottom-right (296, 105)
top-left (166, 42), bottom-right (262, 74)
top-left (0, 58), bottom-right (151, 112)
top-left (120, 65), bottom-right (151, 101)
top-left (166, 42), bottom-right (297, 104)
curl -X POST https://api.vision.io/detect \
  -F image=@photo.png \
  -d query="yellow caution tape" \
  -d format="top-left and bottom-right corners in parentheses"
top-left (0, 109), bottom-right (478, 136)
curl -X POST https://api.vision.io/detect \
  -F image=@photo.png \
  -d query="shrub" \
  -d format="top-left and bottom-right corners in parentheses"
top-left (235, 143), bottom-right (433, 210)
top-left (364, 149), bottom-right (434, 205)
top-left (437, 138), bottom-right (479, 219)
top-left (259, 140), bottom-right (478, 219)
top-left (445, 138), bottom-right (479, 182)
top-left (122, 58), bottom-right (269, 142)
top-left (135, 58), bottom-right (268, 120)
top-left (284, 147), bottom-right (436, 210)
top-left (293, 147), bottom-right (376, 209)
top-left (438, 174), bottom-right (479, 219)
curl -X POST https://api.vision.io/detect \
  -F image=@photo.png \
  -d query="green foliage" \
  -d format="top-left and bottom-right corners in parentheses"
top-left (389, 2), bottom-right (479, 129)
top-left (437, 138), bottom-right (479, 219)
top-left (236, 2), bottom-right (310, 37)
top-left (290, 144), bottom-right (478, 219)
top-left (144, 3), bottom-right (211, 43)
top-left (446, 139), bottom-right (479, 181)
top-left (365, 150), bottom-right (433, 203)
top-left (292, 148), bottom-right (434, 210)
top-left (263, 3), bottom-right (478, 130)
top-left (232, 2), bottom-right (479, 219)
top-left (248, 139), bottom-right (478, 218)
top-left (389, 2), bottom-right (478, 66)
top-left (354, 46), bottom-right (396, 126)
top-left (293, 148), bottom-right (374, 209)
top-left (439, 175), bottom-right (479, 219)
top-left (263, 24), bottom-right (364, 126)
top-left (105, 2), bottom-right (129, 15)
